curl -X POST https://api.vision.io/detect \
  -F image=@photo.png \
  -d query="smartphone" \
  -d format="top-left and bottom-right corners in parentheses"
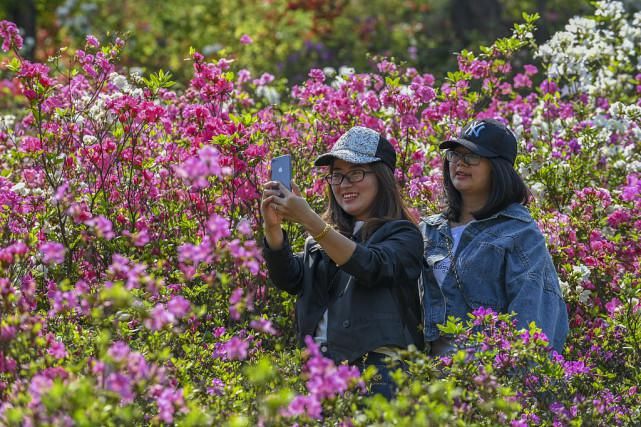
top-left (271, 154), bottom-right (291, 191)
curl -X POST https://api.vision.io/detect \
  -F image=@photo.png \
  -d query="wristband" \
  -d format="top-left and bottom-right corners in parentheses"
top-left (312, 223), bottom-right (332, 242)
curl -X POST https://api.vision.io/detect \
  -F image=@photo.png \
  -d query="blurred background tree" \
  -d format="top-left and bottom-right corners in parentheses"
top-left (2, 0), bottom-right (639, 84)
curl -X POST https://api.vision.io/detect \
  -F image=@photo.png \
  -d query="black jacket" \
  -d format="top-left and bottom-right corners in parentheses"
top-left (262, 219), bottom-right (424, 363)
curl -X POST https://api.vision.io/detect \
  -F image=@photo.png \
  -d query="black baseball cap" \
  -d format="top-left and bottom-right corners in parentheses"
top-left (440, 118), bottom-right (518, 164)
top-left (314, 126), bottom-right (396, 171)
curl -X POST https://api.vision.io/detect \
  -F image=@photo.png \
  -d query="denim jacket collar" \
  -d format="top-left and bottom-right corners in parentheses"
top-left (424, 203), bottom-right (531, 231)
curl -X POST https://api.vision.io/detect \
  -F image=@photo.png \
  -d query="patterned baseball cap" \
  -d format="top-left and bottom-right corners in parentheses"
top-left (314, 126), bottom-right (396, 170)
top-left (440, 118), bottom-right (518, 165)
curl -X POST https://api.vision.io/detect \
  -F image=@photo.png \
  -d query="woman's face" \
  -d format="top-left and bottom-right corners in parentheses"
top-left (330, 159), bottom-right (380, 220)
top-left (448, 147), bottom-right (492, 200)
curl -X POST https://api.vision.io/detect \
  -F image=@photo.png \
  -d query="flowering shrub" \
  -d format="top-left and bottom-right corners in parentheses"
top-left (1, 1), bottom-right (640, 425)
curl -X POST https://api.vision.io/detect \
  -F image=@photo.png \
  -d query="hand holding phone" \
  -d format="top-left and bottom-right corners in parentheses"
top-left (270, 154), bottom-right (291, 191)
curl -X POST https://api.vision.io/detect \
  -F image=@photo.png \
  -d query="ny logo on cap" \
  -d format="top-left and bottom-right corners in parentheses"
top-left (464, 120), bottom-right (486, 138)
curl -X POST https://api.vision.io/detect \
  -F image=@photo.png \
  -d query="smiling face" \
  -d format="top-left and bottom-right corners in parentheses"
top-left (330, 159), bottom-right (380, 221)
top-left (448, 147), bottom-right (493, 200)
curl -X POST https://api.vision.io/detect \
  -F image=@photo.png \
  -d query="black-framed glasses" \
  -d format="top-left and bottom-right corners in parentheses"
top-left (324, 170), bottom-right (374, 185)
top-left (445, 150), bottom-right (482, 165)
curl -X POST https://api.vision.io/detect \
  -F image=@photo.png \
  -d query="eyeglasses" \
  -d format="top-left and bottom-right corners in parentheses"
top-left (324, 170), bottom-right (374, 185)
top-left (445, 150), bottom-right (482, 165)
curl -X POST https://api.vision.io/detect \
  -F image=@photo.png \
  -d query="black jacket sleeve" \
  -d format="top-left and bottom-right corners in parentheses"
top-left (261, 231), bottom-right (305, 295)
top-left (340, 220), bottom-right (423, 288)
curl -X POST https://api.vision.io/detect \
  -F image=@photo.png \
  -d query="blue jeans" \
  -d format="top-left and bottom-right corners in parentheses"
top-left (354, 352), bottom-right (405, 400)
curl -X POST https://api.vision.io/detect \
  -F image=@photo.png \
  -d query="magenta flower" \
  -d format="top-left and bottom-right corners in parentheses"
top-left (239, 34), bottom-right (253, 45)
top-left (39, 241), bottom-right (66, 265)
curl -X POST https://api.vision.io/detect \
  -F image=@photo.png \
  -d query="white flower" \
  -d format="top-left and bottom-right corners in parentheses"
top-left (627, 160), bottom-right (641, 173)
top-left (613, 159), bottom-right (627, 169)
top-left (110, 72), bottom-right (129, 91)
top-left (256, 86), bottom-right (280, 105)
top-left (530, 182), bottom-right (546, 200)
top-left (339, 66), bottom-right (355, 77)
top-left (11, 182), bottom-right (28, 196)
top-left (572, 264), bottom-right (591, 281)
top-left (323, 67), bottom-right (336, 77)
top-left (578, 287), bottom-right (592, 304)
top-left (0, 114), bottom-right (16, 129)
top-left (559, 280), bottom-right (570, 297)
top-left (82, 135), bottom-right (98, 144)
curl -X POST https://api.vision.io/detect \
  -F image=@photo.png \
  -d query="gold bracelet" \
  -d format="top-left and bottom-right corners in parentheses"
top-left (312, 223), bottom-right (332, 242)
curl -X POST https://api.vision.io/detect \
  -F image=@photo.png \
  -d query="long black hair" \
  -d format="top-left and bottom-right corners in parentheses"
top-left (443, 156), bottom-right (530, 222)
top-left (322, 161), bottom-right (417, 240)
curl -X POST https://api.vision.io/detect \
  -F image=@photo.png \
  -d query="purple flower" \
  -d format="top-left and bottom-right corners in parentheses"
top-left (214, 336), bottom-right (249, 361)
top-left (156, 387), bottom-right (185, 423)
top-left (167, 296), bottom-right (191, 318)
top-left (85, 35), bottom-right (100, 48)
top-left (144, 304), bottom-right (175, 330)
top-left (236, 219), bottom-right (252, 236)
top-left (239, 34), bottom-right (253, 45)
top-left (0, 20), bottom-right (23, 52)
top-left (229, 287), bottom-right (243, 305)
top-left (285, 395), bottom-right (323, 419)
top-left (106, 372), bottom-right (134, 403)
top-left (108, 341), bottom-right (131, 362)
top-left (257, 73), bottom-right (275, 86)
top-left (85, 215), bottom-right (115, 239)
top-left (206, 378), bottom-right (225, 396)
top-left (39, 241), bottom-right (66, 265)
top-left (207, 214), bottom-right (231, 243)
top-left (621, 174), bottom-right (640, 202)
top-left (48, 340), bottom-right (67, 359)
top-left (250, 318), bottom-right (278, 335)
top-left (27, 374), bottom-right (53, 407)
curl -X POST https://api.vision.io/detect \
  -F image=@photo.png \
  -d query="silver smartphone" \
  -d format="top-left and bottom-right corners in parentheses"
top-left (270, 154), bottom-right (291, 191)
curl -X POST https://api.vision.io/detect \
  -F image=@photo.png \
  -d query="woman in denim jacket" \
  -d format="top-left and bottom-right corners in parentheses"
top-left (420, 118), bottom-right (569, 355)
top-left (261, 127), bottom-right (424, 399)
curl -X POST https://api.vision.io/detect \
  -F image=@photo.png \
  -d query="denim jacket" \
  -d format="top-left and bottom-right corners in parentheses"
top-left (419, 203), bottom-right (569, 353)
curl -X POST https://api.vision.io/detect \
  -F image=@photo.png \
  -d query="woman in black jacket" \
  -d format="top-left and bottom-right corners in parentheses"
top-left (261, 126), bottom-right (423, 399)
